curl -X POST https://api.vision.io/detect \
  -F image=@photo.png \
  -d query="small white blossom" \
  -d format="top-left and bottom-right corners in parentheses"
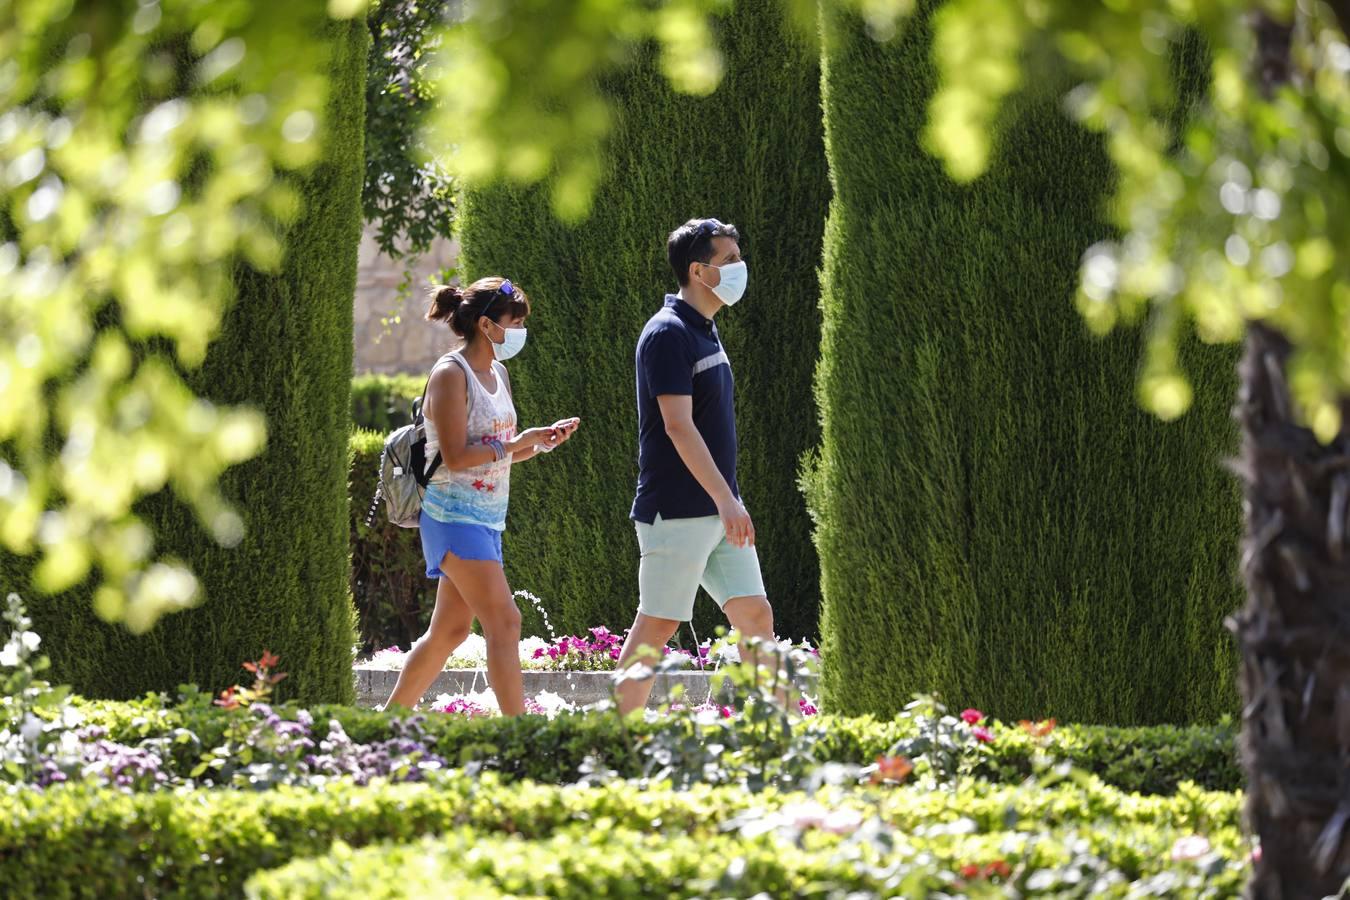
top-left (1171, 835), bottom-right (1212, 862)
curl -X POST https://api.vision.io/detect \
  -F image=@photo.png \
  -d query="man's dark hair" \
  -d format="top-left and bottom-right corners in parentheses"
top-left (667, 218), bottom-right (741, 287)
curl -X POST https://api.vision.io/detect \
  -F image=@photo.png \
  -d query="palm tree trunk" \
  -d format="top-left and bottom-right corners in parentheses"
top-left (1232, 321), bottom-right (1350, 898)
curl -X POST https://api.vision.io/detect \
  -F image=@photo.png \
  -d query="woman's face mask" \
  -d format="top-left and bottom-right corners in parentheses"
top-left (484, 318), bottom-right (528, 361)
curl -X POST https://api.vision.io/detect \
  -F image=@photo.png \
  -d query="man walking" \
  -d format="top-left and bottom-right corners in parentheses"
top-left (615, 218), bottom-right (777, 715)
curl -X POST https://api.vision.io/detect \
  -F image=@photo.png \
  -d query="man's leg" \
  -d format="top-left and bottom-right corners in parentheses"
top-left (706, 534), bottom-right (787, 704)
top-left (724, 594), bottom-right (791, 706)
top-left (723, 594), bottom-right (774, 669)
top-left (614, 612), bottom-right (681, 715)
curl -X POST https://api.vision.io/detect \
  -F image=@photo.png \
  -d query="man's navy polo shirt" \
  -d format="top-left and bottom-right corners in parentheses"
top-left (631, 295), bottom-right (739, 524)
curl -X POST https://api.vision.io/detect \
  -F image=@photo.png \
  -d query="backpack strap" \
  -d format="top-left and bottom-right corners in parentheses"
top-left (415, 352), bottom-right (475, 488)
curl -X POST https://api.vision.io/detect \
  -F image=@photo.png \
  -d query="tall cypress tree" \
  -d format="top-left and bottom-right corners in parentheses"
top-left (15, 15), bottom-right (369, 704)
top-left (811, 3), bottom-right (1241, 724)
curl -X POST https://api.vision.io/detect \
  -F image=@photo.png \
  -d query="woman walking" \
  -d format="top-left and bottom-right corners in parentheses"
top-left (382, 277), bottom-right (580, 714)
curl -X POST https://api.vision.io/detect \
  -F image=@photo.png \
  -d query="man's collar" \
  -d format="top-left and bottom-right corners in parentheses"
top-left (665, 294), bottom-right (714, 330)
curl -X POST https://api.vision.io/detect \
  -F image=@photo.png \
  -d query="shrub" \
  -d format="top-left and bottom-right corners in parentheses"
top-left (248, 816), bottom-right (1246, 900)
top-left (349, 430), bottom-right (435, 651)
top-left (16, 14), bottom-right (370, 705)
top-left (350, 372), bottom-right (424, 433)
top-left (457, 0), bottom-right (830, 642)
top-left (809, 2), bottom-right (1240, 724)
top-left (0, 770), bottom-right (1245, 899)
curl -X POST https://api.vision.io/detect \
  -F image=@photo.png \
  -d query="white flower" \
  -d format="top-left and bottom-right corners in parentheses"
top-left (19, 714), bottom-right (42, 746)
top-left (18, 631), bottom-right (39, 653)
top-left (710, 642), bottom-right (740, 665)
top-left (822, 808), bottom-right (864, 835)
top-left (0, 641), bottom-right (19, 668)
top-left (366, 647), bottom-right (405, 669)
top-left (530, 690), bottom-right (575, 718)
top-left (454, 634), bottom-right (488, 665)
top-left (518, 636), bottom-right (549, 661)
top-left (781, 800), bottom-right (829, 829)
top-left (1170, 835), bottom-right (1212, 862)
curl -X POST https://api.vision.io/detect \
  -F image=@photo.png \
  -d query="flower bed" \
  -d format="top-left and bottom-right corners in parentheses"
top-left (1, 598), bottom-right (1247, 898)
top-left (49, 692), bottom-right (1241, 795)
top-left (357, 628), bottom-right (819, 673)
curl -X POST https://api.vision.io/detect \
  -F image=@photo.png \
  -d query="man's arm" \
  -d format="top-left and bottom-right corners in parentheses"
top-left (657, 394), bottom-right (754, 547)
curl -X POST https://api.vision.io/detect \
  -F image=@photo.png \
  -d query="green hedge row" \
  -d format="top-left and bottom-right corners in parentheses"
top-left (351, 372), bottom-right (424, 433)
top-left (75, 696), bottom-right (1242, 794)
top-left (249, 796), bottom-right (1245, 899)
top-left (458, 0), bottom-right (830, 642)
top-left (811, 2), bottom-right (1241, 724)
top-left (350, 429), bottom-right (435, 650)
top-left (8, 14), bottom-right (370, 705)
top-left (0, 770), bottom-right (1245, 898)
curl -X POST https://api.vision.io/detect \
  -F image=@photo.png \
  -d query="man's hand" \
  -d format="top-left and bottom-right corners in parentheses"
top-left (717, 494), bottom-right (755, 548)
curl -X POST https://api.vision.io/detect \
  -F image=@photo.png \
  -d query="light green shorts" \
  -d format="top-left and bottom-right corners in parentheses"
top-left (634, 513), bottom-right (767, 622)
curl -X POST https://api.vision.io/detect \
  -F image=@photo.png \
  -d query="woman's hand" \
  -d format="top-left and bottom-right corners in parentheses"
top-left (548, 417), bottom-right (581, 449)
top-left (508, 418), bottom-right (580, 456)
top-left (507, 427), bottom-right (557, 455)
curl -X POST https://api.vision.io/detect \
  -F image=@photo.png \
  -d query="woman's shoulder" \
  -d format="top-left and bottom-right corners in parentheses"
top-left (428, 356), bottom-right (468, 393)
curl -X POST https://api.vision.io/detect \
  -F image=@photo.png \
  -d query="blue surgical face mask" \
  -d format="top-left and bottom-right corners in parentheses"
top-left (698, 260), bottom-right (748, 305)
top-left (487, 320), bottom-right (528, 360)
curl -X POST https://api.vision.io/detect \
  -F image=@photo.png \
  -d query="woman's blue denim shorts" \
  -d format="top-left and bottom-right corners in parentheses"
top-left (419, 509), bottom-right (504, 576)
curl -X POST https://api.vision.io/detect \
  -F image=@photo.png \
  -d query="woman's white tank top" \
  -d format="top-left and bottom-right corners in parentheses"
top-left (421, 352), bottom-right (517, 530)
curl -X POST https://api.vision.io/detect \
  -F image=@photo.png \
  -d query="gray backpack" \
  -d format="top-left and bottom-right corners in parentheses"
top-left (365, 354), bottom-right (458, 529)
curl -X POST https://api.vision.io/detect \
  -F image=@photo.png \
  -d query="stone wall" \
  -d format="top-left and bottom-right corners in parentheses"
top-left (353, 228), bottom-right (460, 375)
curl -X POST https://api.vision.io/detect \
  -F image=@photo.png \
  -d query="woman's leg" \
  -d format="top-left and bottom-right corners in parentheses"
top-left (382, 576), bottom-right (474, 709)
top-left (439, 552), bottom-right (525, 716)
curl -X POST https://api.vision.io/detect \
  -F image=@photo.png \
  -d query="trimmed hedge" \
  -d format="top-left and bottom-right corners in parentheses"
top-left (249, 798), bottom-right (1246, 899)
top-left (16, 16), bottom-right (370, 704)
top-left (351, 372), bottom-right (424, 433)
top-left (350, 429), bottom-right (435, 651)
top-left (0, 770), bottom-right (1245, 898)
top-left (810, 3), bottom-right (1241, 724)
top-left (458, 0), bottom-right (830, 641)
top-left (73, 696), bottom-right (1242, 794)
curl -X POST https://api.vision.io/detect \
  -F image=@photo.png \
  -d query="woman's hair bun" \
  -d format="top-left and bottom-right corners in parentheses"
top-left (425, 284), bottom-right (463, 324)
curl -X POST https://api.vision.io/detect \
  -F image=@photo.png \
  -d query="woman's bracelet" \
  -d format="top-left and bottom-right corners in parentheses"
top-left (488, 439), bottom-right (506, 462)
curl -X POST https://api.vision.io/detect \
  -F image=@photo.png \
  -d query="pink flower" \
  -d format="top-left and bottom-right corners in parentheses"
top-left (609, 647), bottom-right (621, 660)
top-left (798, 699), bottom-right (818, 716)
top-left (971, 725), bottom-right (995, 743)
top-left (720, 706), bottom-right (735, 719)
top-left (960, 708), bottom-right (984, 725)
top-left (532, 648), bottom-right (545, 659)
top-left (431, 696), bottom-right (493, 717)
